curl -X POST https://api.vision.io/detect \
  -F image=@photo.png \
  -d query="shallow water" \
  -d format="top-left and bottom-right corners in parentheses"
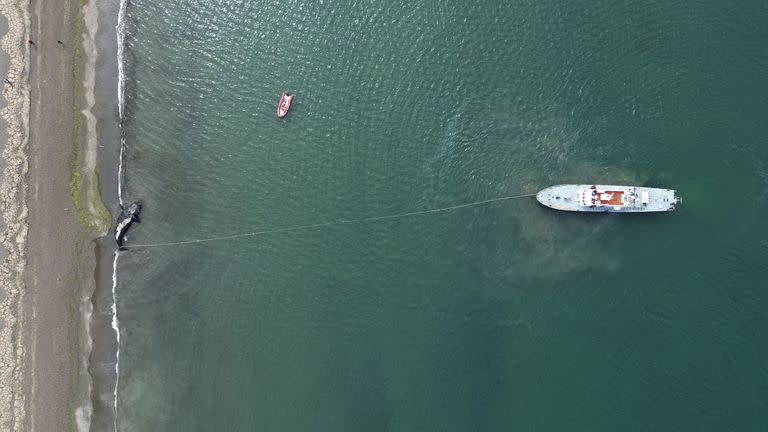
top-left (116, 0), bottom-right (768, 430)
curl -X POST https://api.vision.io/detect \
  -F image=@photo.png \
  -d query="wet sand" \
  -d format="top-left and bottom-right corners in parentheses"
top-left (89, 0), bottom-right (123, 429)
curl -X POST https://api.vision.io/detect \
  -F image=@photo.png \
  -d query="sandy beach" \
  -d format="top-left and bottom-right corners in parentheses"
top-left (0, 0), bottom-right (113, 430)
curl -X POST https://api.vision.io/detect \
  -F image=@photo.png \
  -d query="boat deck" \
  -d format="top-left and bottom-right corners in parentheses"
top-left (537, 184), bottom-right (679, 213)
top-left (598, 191), bottom-right (624, 206)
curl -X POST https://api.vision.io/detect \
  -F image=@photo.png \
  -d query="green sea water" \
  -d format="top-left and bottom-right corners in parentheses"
top-left (116, 0), bottom-right (768, 430)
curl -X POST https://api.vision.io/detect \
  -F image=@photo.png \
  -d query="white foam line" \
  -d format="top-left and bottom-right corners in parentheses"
top-left (116, 0), bottom-right (127, 207)
top-left (111, 251), bottom-right (120, 431)
top-left (113, 0), bottom-right (129, 428)
top-left (117, 136), bottom-right (125, 207)
top-left (116, 0), bottom-right (127, 120)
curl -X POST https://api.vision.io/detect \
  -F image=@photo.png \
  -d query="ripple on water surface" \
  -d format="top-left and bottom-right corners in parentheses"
top-left (115, 0), bottom-right (768, 430)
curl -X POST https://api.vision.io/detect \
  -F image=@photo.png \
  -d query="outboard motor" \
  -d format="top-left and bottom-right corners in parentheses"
top-left (115, 201), bottom-right (142, 248)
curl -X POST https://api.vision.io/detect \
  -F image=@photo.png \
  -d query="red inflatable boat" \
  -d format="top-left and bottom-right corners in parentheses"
top-left (277, 92), bottom-right (294, 118)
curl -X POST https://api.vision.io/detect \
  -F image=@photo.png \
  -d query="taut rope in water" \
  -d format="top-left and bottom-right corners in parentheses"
top-left (123, 192), bottom-right (537, 249)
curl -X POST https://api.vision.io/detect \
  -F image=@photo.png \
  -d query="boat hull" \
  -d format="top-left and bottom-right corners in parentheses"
top-left (536, 184), bottom-right (680, 213)
top-left (277, 92), bottom-right (294, 118)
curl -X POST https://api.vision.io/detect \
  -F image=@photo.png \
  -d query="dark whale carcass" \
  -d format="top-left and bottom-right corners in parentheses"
top-left (115, 201), bottom-right (142, 248)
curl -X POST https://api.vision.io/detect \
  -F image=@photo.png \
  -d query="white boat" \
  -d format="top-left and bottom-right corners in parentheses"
top-left (537, 184), bottom-right (681, 212)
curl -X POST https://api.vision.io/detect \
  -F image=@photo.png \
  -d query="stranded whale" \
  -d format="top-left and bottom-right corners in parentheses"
top-left (115, 201), bottom-right (142, 248)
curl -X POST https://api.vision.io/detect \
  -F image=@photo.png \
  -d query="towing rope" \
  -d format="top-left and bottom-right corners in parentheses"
top-left (123, 193), bottom-right (537, 249)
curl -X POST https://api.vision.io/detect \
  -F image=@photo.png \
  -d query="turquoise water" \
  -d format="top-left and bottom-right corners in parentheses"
top-left (116, 0), bottom-right (768, 430)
